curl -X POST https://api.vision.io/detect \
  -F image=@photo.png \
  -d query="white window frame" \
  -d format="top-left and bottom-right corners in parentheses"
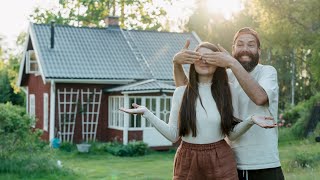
top-left (43, 93), bottom-right (49, 131)
top-left (108, 95), bottom-right (172, 130)
top-left (128, 97), bottom-right (142, 130)
top-left (26, 50), bottom-right (39, 74)
top-left (108, 96), bottom-right (124, 130)
top-left (29, 94), bottom-right (36, 128)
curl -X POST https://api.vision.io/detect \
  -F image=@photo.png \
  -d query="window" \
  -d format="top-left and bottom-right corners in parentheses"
top-left (108, 96), bottom-right (124, 128)
top-left (129, 97), bottom-right (142, 128)
top-left (145, 97), bottom-right (157, 127)
top-left (160, 96), bottom-right (172, 123)
top-left (29, 94), bottom-right (36, 127)
top-left (27, 50), bottom-right (39, 73)
top-left (108, 95), bottom-right (172, 129)
top-left (43, 93), bottom-right (48, 131)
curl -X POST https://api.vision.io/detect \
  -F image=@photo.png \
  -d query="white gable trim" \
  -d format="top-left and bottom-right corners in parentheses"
top-left (192, 31), bottom-right (202, 43)
top-left (29, 23), bottom-right (46, 84)
top-left (17, 23), bottom-right (47, 87)
top-left (16, 32), bottom-right (30, 87)
top-left (121, 89), bottom-right (174, 94)
top-left (46, 79), bottom-right (136, 84)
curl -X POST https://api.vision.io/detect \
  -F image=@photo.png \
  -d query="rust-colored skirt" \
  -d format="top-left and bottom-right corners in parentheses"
top-left (173, 140), bottom-right (238, 180)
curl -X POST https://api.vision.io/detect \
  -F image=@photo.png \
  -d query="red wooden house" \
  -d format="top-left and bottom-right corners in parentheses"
top-left (17, 17), bottom-right (200, 148)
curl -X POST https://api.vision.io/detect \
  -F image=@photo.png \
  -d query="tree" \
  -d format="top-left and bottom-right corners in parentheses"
top-left (186, 0), bottom-right (258, 52)
top-left (30, 0), bottom-right (167, 30)
top-left (0, 34), bottom-right (25, 106)
top-left (248, 0), bottom-right (320, 108)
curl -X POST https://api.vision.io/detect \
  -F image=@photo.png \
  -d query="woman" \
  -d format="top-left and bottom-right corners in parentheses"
top-left (120, 42), bottom-right (276, 180)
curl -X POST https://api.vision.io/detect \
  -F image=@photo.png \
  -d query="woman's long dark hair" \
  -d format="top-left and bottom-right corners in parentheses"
top-left (178, 42), bottom-right (240, 137)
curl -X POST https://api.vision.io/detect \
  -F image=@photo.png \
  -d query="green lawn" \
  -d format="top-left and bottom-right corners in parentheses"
top-left (1, 140), bottom-right (319, 180)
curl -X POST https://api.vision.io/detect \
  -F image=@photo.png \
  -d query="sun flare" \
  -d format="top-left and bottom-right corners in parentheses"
top-left (206, 0), bottom-right (243, 19)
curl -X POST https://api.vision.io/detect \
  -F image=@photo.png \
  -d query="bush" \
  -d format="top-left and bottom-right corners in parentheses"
top-left (59, 142), bottom-right (74, 152)
top-left (282, 92), bottom-right (320, 138)
top-left (292, 151), bottom-right (320, 168)
top-left (0, 103), bottom-right (66, 176)
top-left (105, 141), bottom-right (149, 157)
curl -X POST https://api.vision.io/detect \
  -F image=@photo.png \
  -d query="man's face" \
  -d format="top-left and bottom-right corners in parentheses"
top-left (232, 34), bottom-right (260, 72)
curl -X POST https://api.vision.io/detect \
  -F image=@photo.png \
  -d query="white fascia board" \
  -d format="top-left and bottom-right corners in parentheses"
top-left (121, 90), bottom-right (160, 94)
top-left (16, 32), bottom-right (30, 87)
top-left (29, 23), bottom-right (47, 84)
top-left (46, 79), bottom-right (136, 84)
top-left (192, 31), bottom-right (202, 43)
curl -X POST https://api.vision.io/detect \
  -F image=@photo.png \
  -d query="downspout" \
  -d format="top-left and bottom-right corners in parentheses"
top-left (49, 80), bottom-right (56, 143)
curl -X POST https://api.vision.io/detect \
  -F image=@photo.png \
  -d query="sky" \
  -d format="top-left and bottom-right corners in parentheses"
top-left (0, 0), bottom-right (242, 49)
top-left (0, 0), bottom-right (55, 49)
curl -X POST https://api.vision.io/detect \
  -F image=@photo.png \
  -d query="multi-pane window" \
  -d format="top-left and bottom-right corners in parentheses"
top-left (160, 96), bottom-right (172, 123)
top-left (108, 95), bottom-right (172, 129)
top-left (108, 96), bottom-right (124, 128)
top-left (27, 50), bottom-right (39, 73)
top-left (145, 97), bottom-right (157, 127)
top-left (129, 97), bottom-right (141, 128)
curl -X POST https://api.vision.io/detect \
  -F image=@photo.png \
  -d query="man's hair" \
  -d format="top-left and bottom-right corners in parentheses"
top-left (233, 27), bottom-right (260, 48)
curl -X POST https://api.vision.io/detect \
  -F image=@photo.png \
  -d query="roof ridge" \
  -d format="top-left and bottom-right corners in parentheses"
top-left (121, 29), bottom-right (155, 78)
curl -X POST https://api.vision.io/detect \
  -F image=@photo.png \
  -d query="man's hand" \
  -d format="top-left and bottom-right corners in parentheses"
top-left (202, 44), bottom-right (236, 68)
top-left (173, 40), bottom-right (201, 65)
top-left (251, 115), bottom-right (277, 128)
top-left (119, 103), bottom-right (147, 115)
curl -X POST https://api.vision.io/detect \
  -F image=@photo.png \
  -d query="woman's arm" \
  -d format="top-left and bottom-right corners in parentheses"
top-left (228, 115), bottom-right (276, 141)
top-left (120, 87), bottom-right (185, 143)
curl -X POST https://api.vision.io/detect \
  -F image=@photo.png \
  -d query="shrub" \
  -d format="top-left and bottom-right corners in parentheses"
top-left (59, 142), bottom-right (74, 152)
top-left (292, 151), bottom-right (320, 168)
top-left (105, 141), bottom-right (149, 157)
top-left (0, 103), bottom-right (67, 176)
top-left (282, 92), bottom-right (320, 138)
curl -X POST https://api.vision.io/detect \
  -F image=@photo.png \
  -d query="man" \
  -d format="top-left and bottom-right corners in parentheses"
top-left (173, 27), bottom-right (284, 180)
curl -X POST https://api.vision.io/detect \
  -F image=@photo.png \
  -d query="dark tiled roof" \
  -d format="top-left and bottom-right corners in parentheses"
top-left (31, 23), bottom-right (199, 80)
top-left (128, 30), bottom-right (198, 80)
top-left (32, 24), bottom-right (150, 79)
top-left (106, 79), bottom-right (175, 93)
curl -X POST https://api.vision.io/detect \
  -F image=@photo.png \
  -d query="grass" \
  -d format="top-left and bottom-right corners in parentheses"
top-left (1, 138), bottom-right (320, 180)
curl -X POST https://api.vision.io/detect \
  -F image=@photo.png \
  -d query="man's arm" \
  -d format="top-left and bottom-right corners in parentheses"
top-left (229, 61), bottom-right (269, 106)
top-left (202, 44), bottom-right (269, 106)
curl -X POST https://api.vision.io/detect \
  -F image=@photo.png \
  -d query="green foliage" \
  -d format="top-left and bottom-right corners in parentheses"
top-left (249, 0), bottom-right (320, 109)
top-left (292, 151), bottom-right (320, 168)
top-left (59, 142), bottom-right (75, 152)
top-left (30, 0), bottom-right (167, 31)
top-left (105, 141), bottom-right (149, 157)
top-left (282, 92), bottom-right (320, 138)
top-left (0, 103), bottom-right (66, 176)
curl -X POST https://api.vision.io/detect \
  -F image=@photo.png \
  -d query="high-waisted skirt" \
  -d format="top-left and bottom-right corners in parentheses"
top-left (173, 139), bottom-right (238, 180)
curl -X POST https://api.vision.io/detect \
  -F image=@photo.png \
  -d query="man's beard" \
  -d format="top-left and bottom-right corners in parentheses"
top-left (233, 51), bottom-right (259, 72)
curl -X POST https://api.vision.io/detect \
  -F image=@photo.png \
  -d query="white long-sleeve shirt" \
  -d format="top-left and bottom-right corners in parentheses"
top-left (143, 83), bottom-right (254, 144)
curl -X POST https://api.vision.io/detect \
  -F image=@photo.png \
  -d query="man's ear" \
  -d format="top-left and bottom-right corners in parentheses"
top-left (232, 44), bottom-right (235, 56)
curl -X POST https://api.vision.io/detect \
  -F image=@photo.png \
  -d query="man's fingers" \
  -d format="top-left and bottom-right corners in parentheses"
top-left (183, 39), bottom-right (190, 50)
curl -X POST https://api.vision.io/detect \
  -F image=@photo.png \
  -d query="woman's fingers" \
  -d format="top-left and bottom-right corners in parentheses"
top-left (132, 103), bottom-right (140, 108)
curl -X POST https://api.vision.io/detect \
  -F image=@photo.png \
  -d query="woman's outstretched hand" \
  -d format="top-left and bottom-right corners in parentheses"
top-left (119, 103), bottom-right (147, 115)
top-left (251, 115), bottom-right (277, 128)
